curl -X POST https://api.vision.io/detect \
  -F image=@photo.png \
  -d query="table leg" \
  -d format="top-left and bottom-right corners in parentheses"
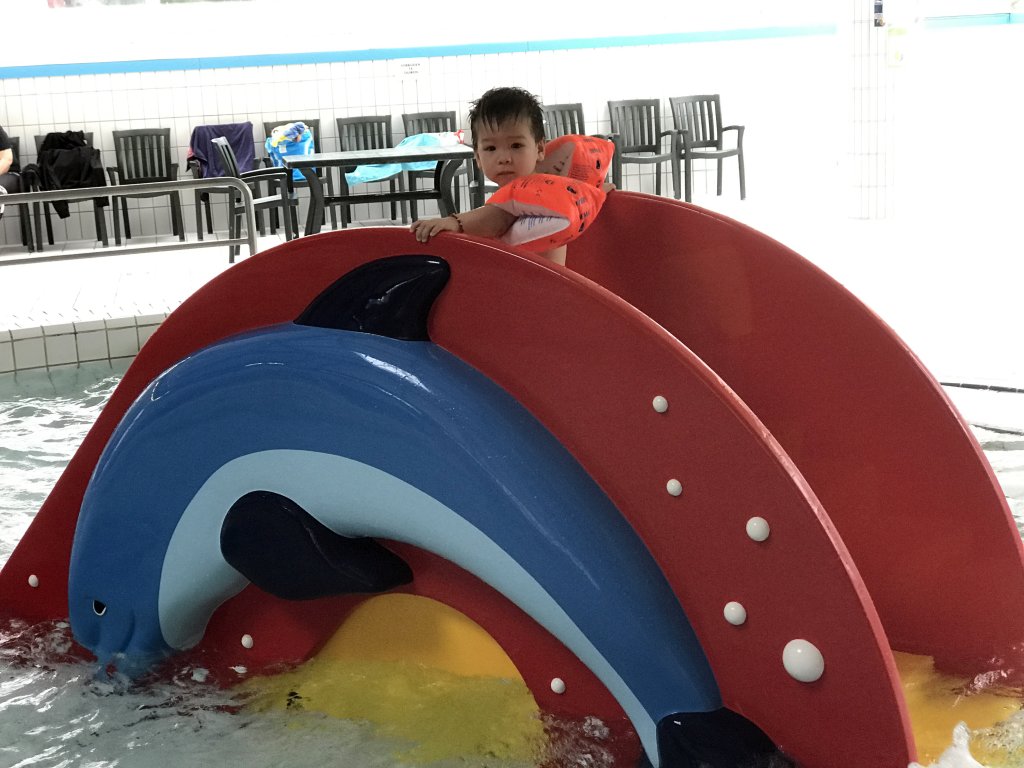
top-left (297, 167), bottom-right (323, 236)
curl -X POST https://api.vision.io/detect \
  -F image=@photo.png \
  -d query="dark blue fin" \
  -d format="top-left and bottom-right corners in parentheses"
top-left (655, 709), bottom-right (796, 768)
top-left (220, 491), bottom-right (413, 600)
top-left (295, 255), bottom-right (450, 341)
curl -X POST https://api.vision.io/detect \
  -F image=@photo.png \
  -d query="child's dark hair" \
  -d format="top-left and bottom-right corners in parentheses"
top-left (468, 87), bottom-right (545, 148)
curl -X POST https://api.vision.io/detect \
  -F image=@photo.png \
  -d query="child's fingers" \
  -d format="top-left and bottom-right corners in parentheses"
top-left (410, 218), bottom-right (453, 243)
top-left (410, 220), bottom-right (433, 242)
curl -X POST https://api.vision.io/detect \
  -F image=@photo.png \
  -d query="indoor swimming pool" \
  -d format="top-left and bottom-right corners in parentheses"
top-left (3, 361), bottom-right (1024, 767)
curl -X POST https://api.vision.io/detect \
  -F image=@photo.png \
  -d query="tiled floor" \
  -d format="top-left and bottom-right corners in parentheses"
top-left (0, 194), bottom-right (1020, 428)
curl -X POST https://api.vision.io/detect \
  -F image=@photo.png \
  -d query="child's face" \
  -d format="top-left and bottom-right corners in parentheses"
top-left (473, 118), bottom-right (545, 186)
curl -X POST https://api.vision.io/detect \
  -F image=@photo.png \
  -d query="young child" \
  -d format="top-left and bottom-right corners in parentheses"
top-left (409, 87), bottom-right (612, 267)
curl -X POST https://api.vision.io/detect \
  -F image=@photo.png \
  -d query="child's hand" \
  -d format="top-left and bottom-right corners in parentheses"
top-left (410, 216), bottom-right (459, 243)
top-left (602, 182), bottom-right (616, 193)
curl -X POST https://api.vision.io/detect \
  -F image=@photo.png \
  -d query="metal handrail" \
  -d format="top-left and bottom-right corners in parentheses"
top-left (0, 177), bottom-right (258, 268)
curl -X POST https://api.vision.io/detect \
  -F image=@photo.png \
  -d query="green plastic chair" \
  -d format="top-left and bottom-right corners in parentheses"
top-left (607, 99), bottom-right (680, 199)
top-left (669, 95), bottom-right (746, 203)
top-left (336, 115), bottom-right (407, 226)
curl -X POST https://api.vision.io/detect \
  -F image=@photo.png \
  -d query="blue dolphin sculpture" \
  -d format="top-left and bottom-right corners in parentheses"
top-left (68, 256), bottom-right (785, 767)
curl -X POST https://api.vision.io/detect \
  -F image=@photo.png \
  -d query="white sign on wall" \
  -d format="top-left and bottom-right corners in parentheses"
top-left (391, 58), bottom-right (427, 84)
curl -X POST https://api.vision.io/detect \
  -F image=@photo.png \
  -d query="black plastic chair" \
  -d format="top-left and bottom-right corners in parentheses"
top-left (542, 103), bottom-right (587, 139)
top-left (262, 118), bottom-right (338, 229)
top-left (607, 99), bottom-right (680, 199)
top-left (107, 128), bottom-right (184, 245)
top-left (669, 95), bottom-right (746, 203)
top-left (187, 122), bottom-right (258, 241)
top-left (401, 111), bottom-right (467, 220)
top-left (212, 136), bottom-right (296, 259)
top-left (1, 137), bottom-right (34, 251)
top-left (33, 131), bottom-right (109, 249)
top-left (335, 115), bottom-right (407, 226)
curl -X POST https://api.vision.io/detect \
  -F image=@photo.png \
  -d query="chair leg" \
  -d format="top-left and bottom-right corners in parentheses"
top-left (112, 196), bottom-right (123, 245)
top-left (654, 165), bottom-right (662, 197)
top-left (18, 204), bottom-right (32, 251)
top-left (194, 190), bottom-right (204, 241)
top-left (717, 159), bottom-right (724, 196)
top-left (204, 193), bottom-right (213, 234)
top-left (172, 192), bottom-right (185, 241)
top-left (44, 202), bottom-right (55, 245)
top-left (94, 201), bottom-right (109, 246)
top-left (120, 198), bottom-right (132, 240)
top-left (268, 192), bottom-right (280, 232)
top-left (281, 202), bottom-right (293, 242)
top-left (684, 156), bottom-right (693, 203)
top-left (738, 152), bottom-right (746, 200)
top-left (169, 194), bottom-right (180, 238)
top-left (32, 201), bottom-right (43, 252)
top-left (337, 177), bottom-right (350, 229)
top-left (408, 174), bottom-right (419, 221)
top-left (671, 155), bottom-right (682, 200)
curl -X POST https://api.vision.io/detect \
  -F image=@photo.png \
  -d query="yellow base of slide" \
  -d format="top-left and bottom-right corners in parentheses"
top-left (895, 651), bottom-right (1021, 765)
top-left (240, 594), bottom-right (544, 763)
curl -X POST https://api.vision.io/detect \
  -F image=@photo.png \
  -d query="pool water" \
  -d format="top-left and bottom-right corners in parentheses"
top-left (2, 362), bottom-right (1024, 767)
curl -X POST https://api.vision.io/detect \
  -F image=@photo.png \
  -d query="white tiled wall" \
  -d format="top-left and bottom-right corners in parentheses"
top-left (845, 0), bottom-right (896, 219)
top-left (0, 35), bottom-right (844, 247)
top-left (3, 21), bottom-right (1021, 243)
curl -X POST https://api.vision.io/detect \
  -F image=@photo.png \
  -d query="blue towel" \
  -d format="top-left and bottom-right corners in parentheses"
top-left (345, 132), bottom-right (464, 185)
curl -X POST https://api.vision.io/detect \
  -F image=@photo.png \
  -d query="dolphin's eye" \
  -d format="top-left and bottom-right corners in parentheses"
top-left (92, 600), bottom-right (107, 617)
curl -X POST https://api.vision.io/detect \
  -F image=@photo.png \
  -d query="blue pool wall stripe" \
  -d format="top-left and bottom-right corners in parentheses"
top-left (2, 15), bottom-right (1016, 81)
top-left (0, 25), bottom-right (835, 80)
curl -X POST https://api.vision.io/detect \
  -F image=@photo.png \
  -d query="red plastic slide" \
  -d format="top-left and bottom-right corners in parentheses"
top-left (2, 192), bottom-right (1022, 767)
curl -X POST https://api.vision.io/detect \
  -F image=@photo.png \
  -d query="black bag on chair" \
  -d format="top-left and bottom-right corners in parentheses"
top-left (33, 131), bottom-right (106, 217)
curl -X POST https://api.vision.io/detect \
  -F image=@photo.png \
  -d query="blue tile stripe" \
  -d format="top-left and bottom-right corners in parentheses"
top-left (1, 15), bottom-right (1017, 81)
top-left (923, 12), bottom-right (1022, 28)
top-left (0, 25), bottom-right (835, 80)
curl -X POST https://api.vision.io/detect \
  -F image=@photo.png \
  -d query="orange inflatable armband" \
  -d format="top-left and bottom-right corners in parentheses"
top-left (536, 134), bottom-right (614, 187)
top-left (486, 134), bottom-right (614, 253)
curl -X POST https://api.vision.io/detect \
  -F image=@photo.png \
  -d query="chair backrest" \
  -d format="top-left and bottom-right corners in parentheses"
top-left (263, 119), bottom-right (322, 152)
top-left (542, 103), bottom-right (585, 139)
top-left (34, 131), bottom-right (95, 153)
top-left (670, 95), bottom-right (724, 150)
top-left (336, 116), bottom-right (394, 151)
top-left (402, 111), bottom-right (458, 138)
top-left (111, 128), bottom-right (175, 183)
top-left (211, 137), bottom-right (241, 177)
top-left (189, 123), bottom-right (255, 177)
top-left (607, 99), bottom-right (664, 154)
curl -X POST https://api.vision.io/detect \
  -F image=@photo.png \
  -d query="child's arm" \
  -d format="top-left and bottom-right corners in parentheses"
top-left (410, 206), bottom-right (516, 243)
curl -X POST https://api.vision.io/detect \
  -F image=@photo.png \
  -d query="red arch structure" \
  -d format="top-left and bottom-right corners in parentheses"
top-left (2, 192), bottom-right (1022, 767)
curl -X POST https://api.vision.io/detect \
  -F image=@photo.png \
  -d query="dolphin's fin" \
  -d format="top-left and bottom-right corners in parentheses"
top-left (295, 255), bottom-right (450, 340)
top-left (656, 708), bottom-right (795, 768)
top-left (220, 491), bottom-right (413, 600)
